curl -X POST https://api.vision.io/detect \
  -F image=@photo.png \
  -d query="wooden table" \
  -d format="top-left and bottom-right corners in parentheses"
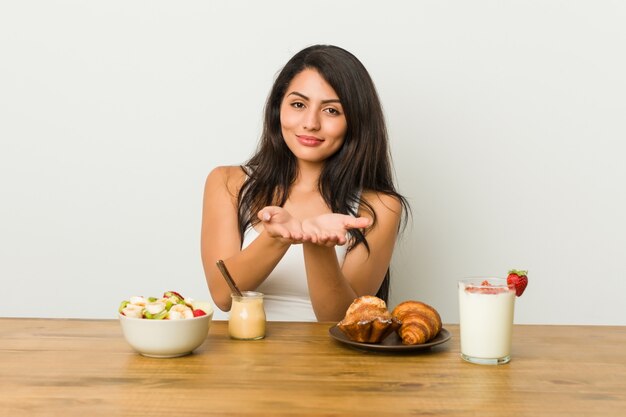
top-left (1, 319), bottom-right (624, 416)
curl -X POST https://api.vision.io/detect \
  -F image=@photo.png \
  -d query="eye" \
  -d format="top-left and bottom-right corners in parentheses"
top-left (324, 107), bottom-right (342, 116)
top-left (290, 102), bottom-right (305, 109)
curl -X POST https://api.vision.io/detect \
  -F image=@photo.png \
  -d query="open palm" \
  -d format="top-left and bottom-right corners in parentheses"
top-left (302, 213), bottom-right (371, 247)
top-left (258, 206), bottom-right (305, 243)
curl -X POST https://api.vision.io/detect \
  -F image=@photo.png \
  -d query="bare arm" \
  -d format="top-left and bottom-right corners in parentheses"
top-left (201, 166), bottom-right (293, 311)
top-left (303, 192), bottom-right (403, 321)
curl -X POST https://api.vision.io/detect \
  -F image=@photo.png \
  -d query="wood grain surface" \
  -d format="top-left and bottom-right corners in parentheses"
top-left (1, 318), bottom-right (624, 416)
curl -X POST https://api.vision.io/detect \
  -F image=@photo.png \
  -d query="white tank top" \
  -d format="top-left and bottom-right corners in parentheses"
top-left (242, 226), bottom-right (348, 321)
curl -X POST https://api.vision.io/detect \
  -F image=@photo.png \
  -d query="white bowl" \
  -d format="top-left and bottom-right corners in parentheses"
top-left (119, 311), bottom-right (212, 358)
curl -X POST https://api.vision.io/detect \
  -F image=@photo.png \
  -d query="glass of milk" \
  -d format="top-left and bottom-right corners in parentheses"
top-left (458, 278), bottom-right (515, 365)
top-left (228, 291), bottom-right (266, 340)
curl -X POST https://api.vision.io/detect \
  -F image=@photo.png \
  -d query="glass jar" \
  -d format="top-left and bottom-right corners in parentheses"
top-left (228, 291), bottom-right (266, 340)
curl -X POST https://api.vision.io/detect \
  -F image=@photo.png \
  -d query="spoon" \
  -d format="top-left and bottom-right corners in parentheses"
top-left (216, 260), bottom-right (243, 297)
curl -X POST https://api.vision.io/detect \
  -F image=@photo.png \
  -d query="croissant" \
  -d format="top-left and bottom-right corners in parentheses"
top-left (337, 296), bottom-right (401, 343)
top-left (392, 301), bottom-right (442, 345)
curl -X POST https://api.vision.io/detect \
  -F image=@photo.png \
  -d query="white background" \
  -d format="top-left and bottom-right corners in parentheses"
top-left (1, 1), bottom-right (625, 324)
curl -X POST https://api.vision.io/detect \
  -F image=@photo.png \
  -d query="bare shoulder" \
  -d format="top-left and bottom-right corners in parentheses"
top-left (360, 190), bottom-right (403, 217)
top-left (205, 165), bottom-right (247, 198)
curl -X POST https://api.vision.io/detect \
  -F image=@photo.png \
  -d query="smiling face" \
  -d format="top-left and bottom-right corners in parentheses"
top-left (279, 68), bottom-right (348, 166)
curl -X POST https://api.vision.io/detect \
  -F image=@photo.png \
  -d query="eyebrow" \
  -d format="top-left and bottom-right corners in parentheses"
top-left (287, 91), bottom-right (341, 105)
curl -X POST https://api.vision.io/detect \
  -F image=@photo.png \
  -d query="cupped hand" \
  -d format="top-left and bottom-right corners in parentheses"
top-left (301, 213), bottom-right (372, 247)
top-left (257, 206), bottom-right (306, 243)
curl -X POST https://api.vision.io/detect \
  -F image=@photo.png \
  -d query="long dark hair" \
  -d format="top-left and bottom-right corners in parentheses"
top-left (237, 45), bottom-right (409, 301)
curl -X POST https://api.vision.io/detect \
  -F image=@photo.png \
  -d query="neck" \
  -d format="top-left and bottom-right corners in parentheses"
top-left (293, 160), bottom-right (323, 192)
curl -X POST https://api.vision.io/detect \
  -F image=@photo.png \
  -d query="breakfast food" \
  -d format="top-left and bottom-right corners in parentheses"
top-left (337, 296), bottom-right (401, 343)
top-left (392, 301), bottom-right (442, 345)
top-left (458, 278), bottom-right (516, 363)
top-left (506, 269), bottom-right (529, 296)
top-left (119, 291), bottom-right (207, 320)
top-left (336, 296), bottom-right (444, 345)
top-left (229, 291), bottom-right (266, 340)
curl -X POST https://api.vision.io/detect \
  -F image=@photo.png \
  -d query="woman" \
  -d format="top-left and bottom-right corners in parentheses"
top-left (201, 45), bottom-right (409, 322)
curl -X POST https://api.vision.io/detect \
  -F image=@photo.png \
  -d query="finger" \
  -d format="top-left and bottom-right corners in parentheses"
top-left (258, 206), bottom-right (281, 222)
top-left (258, 210), bottom-right (271, 222)
top-left (317, 233), bottom-right (333, 245)
top-left (344, 216), bottom-right (371, 229)
top-left (334, 233), bottom-right (347, 245)
top-left (354, 216), bottom-right (372, 228)
top-left (332, 233), bottom-right (346, 245)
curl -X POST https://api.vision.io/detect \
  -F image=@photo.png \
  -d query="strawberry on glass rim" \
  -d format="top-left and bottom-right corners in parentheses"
top-left (507, 269), bottom-right (528, 297)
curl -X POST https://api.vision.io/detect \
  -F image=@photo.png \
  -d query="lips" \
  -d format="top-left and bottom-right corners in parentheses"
top-left (296, 135), bottom-right (324, 147)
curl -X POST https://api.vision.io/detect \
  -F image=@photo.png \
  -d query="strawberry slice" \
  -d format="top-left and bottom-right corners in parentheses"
top-left (193, 309), bottom-right (207, 317)
top-left (507, 269), bottom-right (528, 297)
top-left (465, 280), bottom-right (508, 294)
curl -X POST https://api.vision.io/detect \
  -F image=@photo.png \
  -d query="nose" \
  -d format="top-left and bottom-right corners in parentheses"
top-left (302, 108), bottom-right (321, 131)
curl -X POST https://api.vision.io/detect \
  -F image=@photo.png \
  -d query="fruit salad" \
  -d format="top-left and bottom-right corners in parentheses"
top-left (119, 291), bottom-right (207, 320)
